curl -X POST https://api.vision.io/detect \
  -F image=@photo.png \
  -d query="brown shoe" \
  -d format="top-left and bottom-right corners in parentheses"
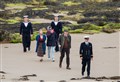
top-left (40, 59), bottom-right (43, 62)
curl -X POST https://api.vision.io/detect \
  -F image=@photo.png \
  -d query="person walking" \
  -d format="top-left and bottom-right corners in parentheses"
top-left (20, 15), bottom-right (33, 52)
top-left (59, 30), bottom-right (71, 70)
top-left (79, 36), bottom-right (93, 78)
top-left (51, 15), bottom-right (62, 52)
top-left (46, 27), bottom-right (57, 62)
top-left (36, 29), bottom-right (46, 62)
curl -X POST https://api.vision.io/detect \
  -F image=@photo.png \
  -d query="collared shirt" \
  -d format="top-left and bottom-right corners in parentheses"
top-left (54, 21), bottom-right (58, 26)
top-left (85, 42), bottom-right (89, 45)
top-left (23, 22), bottom-right (29, 27)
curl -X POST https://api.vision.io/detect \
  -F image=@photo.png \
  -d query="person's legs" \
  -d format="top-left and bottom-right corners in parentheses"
top-left (82, 59), bottom-right (87, 76)
top-left (55, 34), bottom-right (59, 52)
top-left (59, 49), bottom-right (65, 68)
top-left (66, 48), bottom-right (70, 69)
top-left (48, 47), bottom-right (51, 59)
top-left (22, 35), bottom-right (27, 52)
top-left (87, 59), bottom-right (91, 77)
top-left (51, 46), bottom-right (55, 61)
top-left (27, 35), bottom-right (31, 51)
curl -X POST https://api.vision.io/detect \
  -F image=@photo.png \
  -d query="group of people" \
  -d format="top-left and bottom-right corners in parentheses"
top-left (20, 15), bottom-right (93, 78)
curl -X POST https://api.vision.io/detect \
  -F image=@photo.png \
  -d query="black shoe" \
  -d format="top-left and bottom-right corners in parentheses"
top-left (55, 50), bottom-right (59, 52)
top-left (87, 76), bottom-right (90, 79)
top-left (40, 59), bottom-right (43, 62)
top-left (52, 60), bottom-right (55, 62)
top-left (82, 72), bottom-right (84, 76)
top-left (24, 49), bottom-right (27, 52)
top-left (59, 64), bottom-right (62, 68)
top-left (28, 47), bottom-right (30, 51)
top-left (66, 67), bottom-right (71, 70)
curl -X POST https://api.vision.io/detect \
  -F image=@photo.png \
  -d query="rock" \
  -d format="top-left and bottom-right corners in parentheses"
top-left (21, 74), bottom-right (37, 77)
top-left (44, 1), bottom-right (59, 6)
top-left (59, 80), bottom-right (66, 82)
top-left (67, 11), bottom-right (77, 15)
top-left (0, 71), bottom-right (6, 74)
top-left (109, 76), bottom-right (120, 80)
top-left (40, 80), bottom-right (44, 82)
top-left (19, 76), bottom-right (29, 81)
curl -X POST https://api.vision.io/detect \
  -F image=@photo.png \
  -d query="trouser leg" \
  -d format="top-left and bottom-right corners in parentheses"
top-left (51, 46), bottom-right (55, 60)
top-left (22, 35), bottom-right (27, 52)
top-left (59, 49), bottom-right (65, 67)
top-left (48, 47), bottom-right (51, 58)
top-left (87, 59), bottom-right (91, 76)
top-left (65, 48), bottom-right (70, 68)
top-left (82, 59), bottom-right (87, 76)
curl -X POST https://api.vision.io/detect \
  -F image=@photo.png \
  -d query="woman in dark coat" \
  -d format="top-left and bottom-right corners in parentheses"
top-left (51, 15), bottom-right (62, 52)
top-left (36, 29), bottom-right (46, 62)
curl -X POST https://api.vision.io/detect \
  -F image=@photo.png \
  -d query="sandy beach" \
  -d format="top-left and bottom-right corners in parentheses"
top-left (0, 32), bottom-right (120, 82)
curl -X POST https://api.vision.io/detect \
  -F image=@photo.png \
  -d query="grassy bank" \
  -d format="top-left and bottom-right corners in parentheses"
top-left (0, 22), bottom-right (120, 43)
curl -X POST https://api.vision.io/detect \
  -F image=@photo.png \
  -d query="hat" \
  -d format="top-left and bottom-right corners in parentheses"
top-left (47, 26), bottom-right (52, 30)
top-left (23, 15), bottom-right (29, 18)
top-left (84, 36), bottom-right (90, 39)
top-left (54, 14), bottom-right (59, 17)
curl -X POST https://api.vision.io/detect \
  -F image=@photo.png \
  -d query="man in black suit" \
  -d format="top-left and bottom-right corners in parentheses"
top-left (20, 15), bottom-right (33, 52)
top-left (51, 15), bottom-right (62, 52)
top-left (79, 36), bottom-right (93, 78)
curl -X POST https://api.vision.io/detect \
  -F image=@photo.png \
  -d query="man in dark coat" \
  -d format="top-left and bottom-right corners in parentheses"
top-left (59, 30), bottom-right (71, 70)
top-left (79, 36), bottom-right (93, 78)
top-left (51, 15), bottom-right (62, 52)
top-left (20, 15), bottom-right (33, 52)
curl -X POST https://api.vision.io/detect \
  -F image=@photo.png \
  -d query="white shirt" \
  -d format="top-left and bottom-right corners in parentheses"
top-left (23, 22), bottom-right (29, 27)
top-left (54, 21), bottom-right (58, 26)
top-left (85, 42), bottom-right (89, 45)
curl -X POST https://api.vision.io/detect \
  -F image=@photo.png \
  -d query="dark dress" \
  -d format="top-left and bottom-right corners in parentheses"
top-left (20, 22), bottom-right (33, 51)
top-left (37, 38), bottom-right (44, 57)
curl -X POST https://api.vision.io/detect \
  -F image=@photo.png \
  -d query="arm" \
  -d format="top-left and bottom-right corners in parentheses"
top-left (80, 43), bottom-right (83, 57)
top-left (51, 22), bottom-right (54, 29)
top-left (59, 35), bottom-right (62, 46)
top-left (91, 43), bottom-right (93, 58)
top-left (59, 22), bottom-right (62, 34)
top-left (69, 35), bottom-right (71, 48)
top-left (30, 23), bottom-right (33, 34)
top-left (20, 23), bottom-right (22, 35)
top-left (43, 35), bottom-right (46, 42)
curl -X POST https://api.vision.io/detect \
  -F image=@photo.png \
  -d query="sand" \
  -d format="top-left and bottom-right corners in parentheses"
top-left (0, 32), bottom-right (120, 82)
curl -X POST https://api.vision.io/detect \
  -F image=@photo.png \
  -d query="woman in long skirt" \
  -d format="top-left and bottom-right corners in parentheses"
top-left (36, 29), bottom-right (46, 62)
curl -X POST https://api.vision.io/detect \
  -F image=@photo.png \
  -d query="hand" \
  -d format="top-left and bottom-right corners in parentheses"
top-left (31, 34), bottom-right (33, 37)
top-left (20, 35), bottom-right (22, 37)
top-left (59, 45), bottom-right (61, 47)
top-left (91, 57), bottom-right (93, 61)
top-left (80, 57), bottom-right (83, 60)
